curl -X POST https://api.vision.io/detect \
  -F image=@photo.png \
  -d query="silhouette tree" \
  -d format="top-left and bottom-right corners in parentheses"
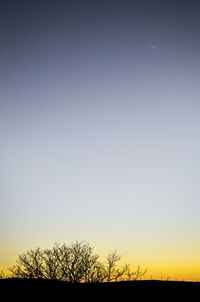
top-left (42, 243), bottom-right (64, 280)
top-left (104, 250), bottom-right (146, 281)
top-left (57, 241), bottom-right (101, 283)
top-left (9, 241), bottom-right (146, 283)
top-left (0, 270), bottom-right (6, 279)
top-left (9, 247), bottom-right (45, 279)
top-left (105, 250), bottom-right (122, 282)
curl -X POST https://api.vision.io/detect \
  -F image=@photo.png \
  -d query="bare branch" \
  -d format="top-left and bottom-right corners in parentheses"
top-left (9, 241), bottom-right (146, 283)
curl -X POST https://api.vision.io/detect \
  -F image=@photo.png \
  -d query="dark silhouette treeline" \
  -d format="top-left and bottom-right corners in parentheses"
top-left (8, 241), bottom-right (146, 282)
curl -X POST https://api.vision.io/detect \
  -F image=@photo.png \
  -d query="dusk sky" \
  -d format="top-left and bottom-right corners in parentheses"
top-left (1, 0), bottom-right (200, 280)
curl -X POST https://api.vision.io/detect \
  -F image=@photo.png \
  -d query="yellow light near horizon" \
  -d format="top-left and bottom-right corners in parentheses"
top-left (147, 265), bottom-right (200, 282)
top-left (1, 241), bottom-right (200, 281)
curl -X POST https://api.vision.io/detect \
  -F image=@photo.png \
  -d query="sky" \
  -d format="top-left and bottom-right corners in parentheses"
top-left (1, 0), bottom-right (200, 280)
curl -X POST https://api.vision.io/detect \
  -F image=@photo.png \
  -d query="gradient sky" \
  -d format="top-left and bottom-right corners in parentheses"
top-left (1, 0), bottom-right (200, 280)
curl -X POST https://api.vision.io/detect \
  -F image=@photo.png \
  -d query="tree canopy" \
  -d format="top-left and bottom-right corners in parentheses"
top-left (9, 241), bottom-right (146, 283)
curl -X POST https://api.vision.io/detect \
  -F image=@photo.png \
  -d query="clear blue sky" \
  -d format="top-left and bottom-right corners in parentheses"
top-left (1, 0), bottom-right (200, 280)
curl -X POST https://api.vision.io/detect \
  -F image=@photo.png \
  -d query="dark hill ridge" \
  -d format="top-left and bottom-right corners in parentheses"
top-left (1, 278), bottom-right (200, 299)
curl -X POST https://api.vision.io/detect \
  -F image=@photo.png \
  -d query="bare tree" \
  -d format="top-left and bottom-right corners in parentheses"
top-left (129, 265), bottom-right (147, 281)
top-left (105, 250), bottom-right (121, 282)
top-left (42, 243), bottom-right (64, 280)
top-left (9, 241), bottom-right (146, 283)
top-left (123, 264), bottom-right (147, 281)
top-left (9, 248), bottom-right (45, 279)
top-left (0, 270), bottom-right (6, 279)
top-left (104, 250), bottom-right (146, 282)
top-left (60, 241), bottom-right (99, 283)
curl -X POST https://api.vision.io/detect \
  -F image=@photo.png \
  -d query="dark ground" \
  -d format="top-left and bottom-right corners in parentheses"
top-left (1, 278), bottom-right (200, 299)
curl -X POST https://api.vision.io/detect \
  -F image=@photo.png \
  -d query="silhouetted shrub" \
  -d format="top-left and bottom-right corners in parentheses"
top-left (9, 241), bottom-right (146, 283)
top-left (0, 270), bottom-right (6, 279)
